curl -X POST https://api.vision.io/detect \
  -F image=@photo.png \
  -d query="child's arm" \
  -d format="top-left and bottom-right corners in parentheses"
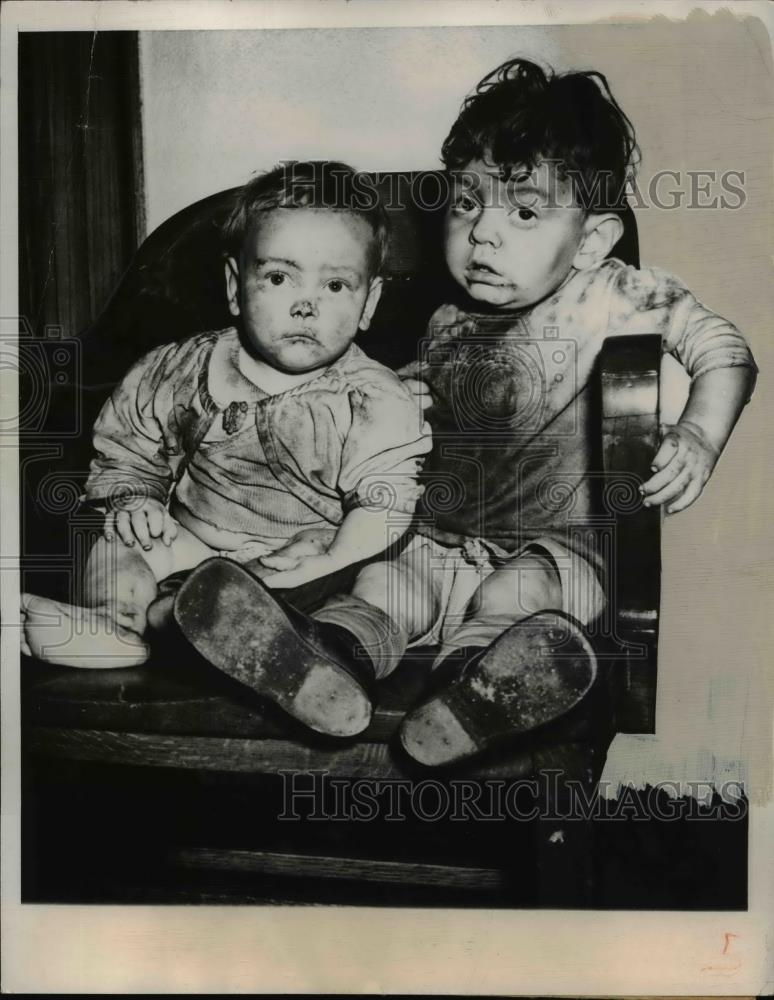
top-left (613, 267), bottom-right (758, 515)
top-left (87, 343), bottom-right (182, 548)
top-left (260, 507), bottom-right (397, 589)
top-left (641, 366), bottom-right (755, 514)
top-left (262, 376), bottom-right (432, 589)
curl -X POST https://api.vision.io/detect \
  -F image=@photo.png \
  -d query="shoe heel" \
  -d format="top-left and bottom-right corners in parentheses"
top-left (399, 693), bottom-right (479, 766)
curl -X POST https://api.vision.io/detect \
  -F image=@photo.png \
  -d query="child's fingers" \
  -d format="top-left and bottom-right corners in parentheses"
top-left (103, 510), bottom-right (116, 542)
top-left (130, 509), bottom-right (152, 551)
top-left (402, 377), bottom-right (430, 394)
top-left (114, 510), bottom-right (136, 547)
top-left (259, 553), bottom-right (301, 571)
top-left (402, 378), bottom-right (433, 402)
top-left (649, 431), bottom-right (681, 472)
top-left (267, 539), bottom-right (313, 559)
top-left (397, 361), bottom-right (423, 380)
top-left (641, 452), bottom-right (685, 496)
top-left (642, 466), bottom-right (692, 508)
top-left (642, 433), bottom-right (689, 493)
top-left (161, 513), bottom-right (178, 546)
top-left (262, 532), bottom-right (331, 565)
top-left (146, 505), bottom-right (165, 538)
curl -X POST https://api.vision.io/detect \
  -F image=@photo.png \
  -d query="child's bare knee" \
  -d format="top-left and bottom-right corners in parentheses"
top-left (473, 554), bottom-right (563, 619)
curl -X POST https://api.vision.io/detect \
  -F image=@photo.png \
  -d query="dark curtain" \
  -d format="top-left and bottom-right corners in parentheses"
top-left (19, 31), bottom-right (145, 338)
top-left (18, 31), bottom-right (145, 596)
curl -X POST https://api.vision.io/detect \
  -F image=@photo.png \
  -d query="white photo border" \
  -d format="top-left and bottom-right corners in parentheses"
top-left (2, 1), bottom-right (773, 994)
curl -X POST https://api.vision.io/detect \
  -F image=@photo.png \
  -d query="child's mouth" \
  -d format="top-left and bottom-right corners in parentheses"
top-left (466, 263), bottom-right (503, 284)
top-left (283, 331), bottom-right (319, 344)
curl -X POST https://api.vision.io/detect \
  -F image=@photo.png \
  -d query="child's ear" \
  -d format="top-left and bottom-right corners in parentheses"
top-left (573, 214), bottom-right (625, 271)
top-left (225, 257), bottom-right (241, 317)
top-left (357, 276), bottom-right (384, 333)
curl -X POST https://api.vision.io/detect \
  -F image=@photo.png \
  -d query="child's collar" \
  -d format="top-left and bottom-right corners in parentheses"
top-left (206, 328), bottom-right (361, 407)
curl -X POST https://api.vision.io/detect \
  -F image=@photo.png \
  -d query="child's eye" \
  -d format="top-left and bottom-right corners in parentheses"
top-left (326, 279), bottom-right (348, 293)
top-left (452, 193), bottom-right (479, 215)
top-left (268, 272), bottom-right (286, 286)
top-left (510, 207), bottom-right (538, 225)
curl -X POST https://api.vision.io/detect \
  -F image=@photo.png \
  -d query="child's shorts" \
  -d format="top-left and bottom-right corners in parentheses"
top-left (397, 533), bottom-right (606, 649)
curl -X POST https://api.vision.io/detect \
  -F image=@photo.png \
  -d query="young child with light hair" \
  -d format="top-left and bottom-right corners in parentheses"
top-left (21, 161), bottom-right (431, 738)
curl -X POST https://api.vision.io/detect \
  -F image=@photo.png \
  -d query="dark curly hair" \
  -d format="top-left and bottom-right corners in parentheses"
top-left (441, 58), bottom-right (639, 213)
top-left (223, 161), bottom-right (389, 275)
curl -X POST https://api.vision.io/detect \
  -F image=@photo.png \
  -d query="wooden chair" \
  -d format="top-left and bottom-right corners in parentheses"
top-left (21, 173), bottom-right (660, 906)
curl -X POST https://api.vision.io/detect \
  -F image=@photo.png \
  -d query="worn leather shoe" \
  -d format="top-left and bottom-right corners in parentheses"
top-left (399, 611), bottom-right (597, 766)
top-left (174, 558), bottom-right (374, 737)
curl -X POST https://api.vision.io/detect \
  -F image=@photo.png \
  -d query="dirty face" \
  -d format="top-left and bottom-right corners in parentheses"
top-left (226, 208), bottom-right (382, 374)
top-left (444, 157), bottom-right (588, 310)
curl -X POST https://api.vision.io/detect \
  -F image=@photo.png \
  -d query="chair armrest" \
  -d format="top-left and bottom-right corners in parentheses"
top-left (599, 333), bottom-right (662, 732)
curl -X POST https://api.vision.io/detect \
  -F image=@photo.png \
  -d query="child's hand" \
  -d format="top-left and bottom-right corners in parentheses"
top-left (258, 528), bottom-right (337, 572)
top-left (640, 421), bottom-right (720, 514)
top-left (262, 552), bottom-right (344, 590)
top-left (397, 362), bottom-right (433, 410)
top-left (401, 377), bottom-right (433, 411)
top-left (105, 497), bottom-right (178, 550)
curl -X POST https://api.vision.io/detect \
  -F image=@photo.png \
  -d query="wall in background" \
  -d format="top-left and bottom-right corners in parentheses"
top-left (139, 25), bottom-right (559, 225)
top-left (139, 16), bottom-right (771, 336)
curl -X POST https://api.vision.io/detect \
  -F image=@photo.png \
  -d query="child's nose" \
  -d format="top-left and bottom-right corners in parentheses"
top-left (469, 207), bottom-right (502, 248)
top-left (291, 296), bottom-right (319, 319)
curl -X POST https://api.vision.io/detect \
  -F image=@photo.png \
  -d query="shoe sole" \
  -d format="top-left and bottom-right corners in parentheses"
top-left (400, 611), bottom-right (597, 766)
top-left (174, 558), bottom-right (372, 737)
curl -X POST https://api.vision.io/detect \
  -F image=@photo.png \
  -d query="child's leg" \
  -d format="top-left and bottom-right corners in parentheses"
top-left (312, 537), bottom-right (446, 679)
top-left (21, 525), bottom-right (213, 668)
top-left (432, 549), bottom-right (563, 666)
